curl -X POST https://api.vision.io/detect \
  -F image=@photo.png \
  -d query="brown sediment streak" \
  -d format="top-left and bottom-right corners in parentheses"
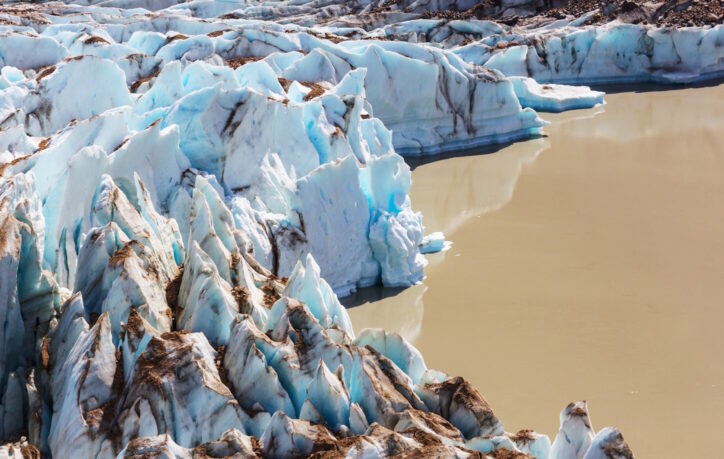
top-left (35, 66), bottom-right (55, 82)
top-left (301, 81), bottom-right (326, 101)
top-left (82, 35), bottom-right (109, 45)
top-left (165, 268), bottom-right (183, 328)
top-left (130, 68), bottom-right (160, 93)
top-left (226, 56), bottom-right (262, 69)
top-left (510, 429), bottom-right (536, 444)
top-left (166, 34), bottom-right (188, 43)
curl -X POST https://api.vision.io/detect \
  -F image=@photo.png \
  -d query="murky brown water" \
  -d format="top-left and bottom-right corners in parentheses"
top-left (348, 83), bottom-right (724, 458)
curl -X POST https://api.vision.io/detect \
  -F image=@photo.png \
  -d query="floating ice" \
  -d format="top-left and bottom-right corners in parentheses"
top-left (510, 77), bottom-right (605, 113)
top-left (420, 231), bottom-right (451, 254)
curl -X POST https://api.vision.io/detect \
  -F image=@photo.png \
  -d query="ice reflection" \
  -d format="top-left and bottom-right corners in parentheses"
top-left (546, 84), bottom-right (724, 144)
top-left (410, 137), bottom-right (548, 236)
top-left (346, 284), bottom-right (427, 344)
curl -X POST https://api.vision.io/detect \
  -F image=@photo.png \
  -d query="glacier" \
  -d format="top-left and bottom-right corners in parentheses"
top-left (475, 22), bottom-right (724, 85)
top-left (2, 0), bottom-right (720, 456)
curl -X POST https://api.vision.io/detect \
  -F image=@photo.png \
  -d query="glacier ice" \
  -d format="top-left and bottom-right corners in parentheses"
top-left (5, 167), bottom-right (569, 457)
top-left (478, 23), bottom-right (724, 85)
top-left (583, 427), bottom-right (634, 459)
top-left (116, 430), bottom-right (255, 458)
top-left (3, 0), bottom-right (716, 455)
top-left (2, 163), bottom-right (574, 457)
top-left (550, 401), bottom-right (596, 459)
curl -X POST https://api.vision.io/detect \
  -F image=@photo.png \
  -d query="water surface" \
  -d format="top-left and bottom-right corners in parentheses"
top-left (348, 84), bottom-right (724, 458)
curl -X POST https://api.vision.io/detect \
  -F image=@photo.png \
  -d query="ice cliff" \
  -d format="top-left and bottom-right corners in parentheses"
top-left (2, 0), bottom-right (720, 456)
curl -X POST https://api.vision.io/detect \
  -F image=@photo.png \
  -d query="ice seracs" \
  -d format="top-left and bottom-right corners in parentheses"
top-left (23, 56), bottom-right (132, 137)
top-left (43, 308), bottom-right (250, 457)
top-left (0, 23), bottom-right (441, 298)
top-left (75, 175), bottom-right (181, 341)
top-left (0, 171), bottom-right (61, 444)
top-left (550, 401), bottom-right (596, 459)
top-left (583, 427), bottom-right (634, 459)
top-left (546, 400), bottom-right (634, 459)
top-left (117, 429), bottom-right (259, 458)
top-left (27, 181), bottom-right (568, 457)
top-left (3, 167), bottom-right (565, 457)
top-left (510, 429), bottom-right (552, 459)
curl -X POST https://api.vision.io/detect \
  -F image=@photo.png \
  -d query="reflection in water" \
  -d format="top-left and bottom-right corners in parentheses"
top-left (347, 284), bottom-right (428, 343)
top-left (349, 135), bottom-right (549, 342)
top-left (342, 285), bottom-right (408, 308)
top-left (409, 137), bottom-right (547, 236)
top-left (564, 82), bottom-right (724, 143)
top-left (349, 84), bottom-right (724, 458)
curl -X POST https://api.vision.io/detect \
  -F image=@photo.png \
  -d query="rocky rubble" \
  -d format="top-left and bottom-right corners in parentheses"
top-left (536, 0), bottom-right (724, 27)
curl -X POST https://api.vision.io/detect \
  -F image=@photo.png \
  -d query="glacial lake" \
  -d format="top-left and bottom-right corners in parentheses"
top-left (346, 83), bottom-right (724, 458)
